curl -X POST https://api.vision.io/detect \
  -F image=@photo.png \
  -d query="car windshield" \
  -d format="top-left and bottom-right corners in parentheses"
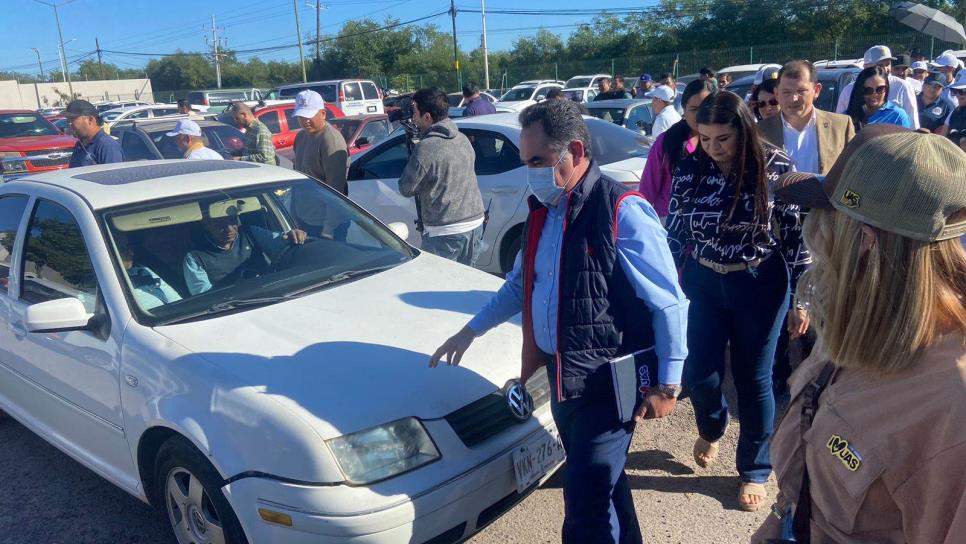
top-left (562, 90), bottom-right (584, 102)
top-left (329, 119), bottom-right (360, 143)
top-left (565, 77), bottom-right (593, 89)
top-left (147, 125), bottom-right (245, 159)
top-left (587, 107), bottom-right (626, 126)
top-left (500, 87), bottom-right (536, 102)
top-left (585, 117), bottom-right (649, 164)
top-left (0, 113), bottom-right (60, 138)
top-left (102, 179), bottom-right (413, 324)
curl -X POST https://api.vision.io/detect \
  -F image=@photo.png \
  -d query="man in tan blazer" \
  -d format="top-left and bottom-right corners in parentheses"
top-left (758, 60), bottom-right (856, 175)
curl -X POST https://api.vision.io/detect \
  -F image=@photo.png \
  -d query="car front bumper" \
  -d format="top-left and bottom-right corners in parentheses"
top-left (223, 411), bottom-right (562, 543)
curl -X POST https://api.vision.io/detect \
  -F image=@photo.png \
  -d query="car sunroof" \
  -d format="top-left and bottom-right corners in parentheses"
top-left (71, 160), bottom-right (258, 185)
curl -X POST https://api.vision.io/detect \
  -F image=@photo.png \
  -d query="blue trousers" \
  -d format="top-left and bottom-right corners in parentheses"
top-left (421, 225), bottom-right (482, 266)
top-left (680, 254), bottom-right (789, 483)
top-left (550, 371), bottom-right (643, 544)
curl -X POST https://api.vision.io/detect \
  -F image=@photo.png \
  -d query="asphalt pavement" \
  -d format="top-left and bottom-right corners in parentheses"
top-left (0, 391), bottom-right (770, 544)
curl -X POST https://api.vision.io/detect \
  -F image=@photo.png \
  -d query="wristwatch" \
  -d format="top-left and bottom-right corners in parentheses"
top-left (656, 384), bottom-right (682, 399)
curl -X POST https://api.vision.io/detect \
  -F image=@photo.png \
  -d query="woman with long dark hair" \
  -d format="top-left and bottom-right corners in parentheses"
top-left (666, 91), bottom-right (809, 512)
top-left (751, 78), bottom-right (781, 121)
top-left (638, 79), bottom-right (716, 221)
top-left (845, 65), bottom-right (913, 130)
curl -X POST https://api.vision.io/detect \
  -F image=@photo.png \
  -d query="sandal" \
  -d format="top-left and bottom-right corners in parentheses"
top-left (693, 436), bottom-right (721, 468)
top-left (739, 481), bottom-right (768, 512)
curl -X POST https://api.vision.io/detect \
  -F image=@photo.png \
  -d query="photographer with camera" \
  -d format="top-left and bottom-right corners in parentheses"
top-left (398, 87), bottom-right (486, 265)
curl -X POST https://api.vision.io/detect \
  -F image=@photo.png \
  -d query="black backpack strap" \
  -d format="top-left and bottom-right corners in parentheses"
top-left (792, 361), bottom-right (837, 541)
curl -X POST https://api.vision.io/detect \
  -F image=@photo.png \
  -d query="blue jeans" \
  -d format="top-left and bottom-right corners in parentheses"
top-left (421, 225), bottom-right (482, 266)
top-left (550, 364), bottom-right (642, 544)
top-left (681, 254), bottom-right (789, 483)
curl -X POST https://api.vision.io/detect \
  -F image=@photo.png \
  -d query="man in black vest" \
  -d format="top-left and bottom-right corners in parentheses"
top-left (429, 99), bottom-right (689, 543)
top-left (183, 205), bottom-right (307, 295)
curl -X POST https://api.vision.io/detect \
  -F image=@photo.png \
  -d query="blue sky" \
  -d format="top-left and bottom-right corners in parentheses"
top-left (3, 0), bottom-right (660, 76)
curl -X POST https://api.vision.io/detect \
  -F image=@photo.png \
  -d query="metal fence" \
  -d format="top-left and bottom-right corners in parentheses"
top-left (374, 30), bottom-right (964, 95)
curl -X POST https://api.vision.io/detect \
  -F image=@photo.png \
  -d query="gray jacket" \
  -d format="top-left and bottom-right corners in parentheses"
top-left (398, 118), bottom-right (485, 228)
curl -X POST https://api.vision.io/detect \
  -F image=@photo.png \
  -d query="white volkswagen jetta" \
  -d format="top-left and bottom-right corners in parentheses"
top-left (0, 160), bottom-right (563, 544)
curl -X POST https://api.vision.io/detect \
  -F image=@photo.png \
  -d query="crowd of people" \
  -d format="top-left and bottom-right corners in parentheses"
top-left (41, 42), bottom-right (966, 543)
top-left (430, 49), bottom-right (966, 543)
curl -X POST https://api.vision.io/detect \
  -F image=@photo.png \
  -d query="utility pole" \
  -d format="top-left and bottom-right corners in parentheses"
top-left (315, 0), bottom-right (321, 61)
top-left (481, 0), bottom-right (489, 90)
top-left (450, 0), bottom-right (460, 88)
top-left (31, 48), bottom-right (45, 81)
top-left (294, 0), bottom-right (308, 83)
top-left (95, 38), bottom-right (105, 81)
top-left (205, 15), bottom-right (223, 89)
top-left (34, 1), bottom-right (74, 96)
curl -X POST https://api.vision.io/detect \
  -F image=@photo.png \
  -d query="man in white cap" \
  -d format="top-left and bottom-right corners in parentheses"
top-left (836, 45), bottom-right (919, 129)
top-left (931, 51), bottom-right (964, 109)
top-left (166, 119), bottom-right (223, 160)
top-left (644, 84), bottom-right (681, 138)
top-left (910, 60), bottom-right (930, 89)
top-left (292, 89), bottom-right (349, 195)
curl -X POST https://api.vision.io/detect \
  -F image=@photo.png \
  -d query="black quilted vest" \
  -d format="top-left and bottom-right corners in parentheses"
top-left (520, 162), bottom-right (655, 401)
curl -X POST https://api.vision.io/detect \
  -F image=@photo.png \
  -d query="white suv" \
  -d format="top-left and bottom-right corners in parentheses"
top-left (494, 80), bottom-right (565, 112)
top-left (277, 79), bottom-right (384, 116)
top-left (562, 74), bottom-right (612, 103)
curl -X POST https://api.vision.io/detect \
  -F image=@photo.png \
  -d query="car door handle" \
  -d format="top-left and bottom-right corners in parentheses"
top-left (489, 186), bottom-right (518, 194)
top-left (10, 320), bottom-right (26, 338)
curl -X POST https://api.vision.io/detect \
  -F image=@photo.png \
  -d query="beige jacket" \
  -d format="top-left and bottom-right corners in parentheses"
top-left (758, 109), bottom-right (856, 176)
top-left (754, 334), bottom-right (966, 543)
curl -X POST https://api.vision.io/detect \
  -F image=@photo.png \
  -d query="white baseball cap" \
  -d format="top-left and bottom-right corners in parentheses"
top-left (951, 71), bottom-right (966, 90)
top-left (863, 45), bottom-right (896, 65)
top-left (293, 90), bottom-right (325, 118)
top-left (645, 84), bottom-right (675, 102)
top-left (931, 51), bottom-right (964, 69)
top-left (910, 60), bottom-right (930, 72)
top-left (165, 119), bottom-right (202, 137)
top-left (754, 64), bottom-right (782, 86)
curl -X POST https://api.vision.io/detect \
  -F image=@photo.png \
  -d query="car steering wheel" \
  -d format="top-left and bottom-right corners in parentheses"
top-left (269, 237), bottom-right (318, 272)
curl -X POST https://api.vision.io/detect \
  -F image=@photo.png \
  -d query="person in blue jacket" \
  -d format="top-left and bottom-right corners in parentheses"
top-left (64, 100), bottom-right (124, 167)
top-left (845, 66), bottom-right (913, 131)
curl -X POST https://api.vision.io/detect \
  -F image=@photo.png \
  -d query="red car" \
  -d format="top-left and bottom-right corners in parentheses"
top-left (329, 114), bottom-right (392, 156)
top-left (218, 102), bottom-right (344, 150)
top-left (0, 110), bottom-right (76, 178)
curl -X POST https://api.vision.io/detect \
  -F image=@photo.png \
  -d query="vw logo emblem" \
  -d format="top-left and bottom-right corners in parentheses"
top-left (505, 381), bottom-right (534, 421)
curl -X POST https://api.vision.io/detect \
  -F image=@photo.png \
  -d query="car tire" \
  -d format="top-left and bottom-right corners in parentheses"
top-left (154, 436), bottom-right (249, 544)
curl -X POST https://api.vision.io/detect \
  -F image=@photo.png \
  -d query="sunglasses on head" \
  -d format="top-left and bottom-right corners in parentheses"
top-left (862, 85), bottom-right (887, 96)
top-left (755, 98), bottom-right (779, 108)
top-left (953, 88), bottom-right (966, 96)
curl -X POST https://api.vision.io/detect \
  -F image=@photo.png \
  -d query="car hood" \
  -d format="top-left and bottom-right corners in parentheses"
top-left (154, 254), bottom-right (523, 439)
top-left (0, 134), bottom-right (76, 151)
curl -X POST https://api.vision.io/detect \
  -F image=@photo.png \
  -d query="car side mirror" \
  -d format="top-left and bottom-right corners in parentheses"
top-left (25, 298), bottom-right (94, 333)
top-left (387, 222), bottom-right (410, 240)
top-left (355, 136), bottom-right (369, 147)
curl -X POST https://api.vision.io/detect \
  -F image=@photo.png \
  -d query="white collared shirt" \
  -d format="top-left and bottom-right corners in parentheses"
top-left (781, 110), bottom-right (819, 174)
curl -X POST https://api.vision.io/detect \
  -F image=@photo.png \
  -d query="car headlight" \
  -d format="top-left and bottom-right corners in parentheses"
top-left (327, 417), bottom-right (440, 484)
top-left (0, 152), bottom-right (26, 173)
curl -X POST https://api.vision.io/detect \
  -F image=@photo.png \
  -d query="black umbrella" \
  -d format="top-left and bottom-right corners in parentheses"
top-left (890, 2), bottom-right (966, 45)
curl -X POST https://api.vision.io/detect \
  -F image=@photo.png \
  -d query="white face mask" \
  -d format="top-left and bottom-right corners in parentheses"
top-left (527, 152), bottom-right (571, 207)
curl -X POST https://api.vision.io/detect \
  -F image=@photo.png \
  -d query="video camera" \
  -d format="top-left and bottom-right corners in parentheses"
top-left (387, 95), bottom-right (425, 232)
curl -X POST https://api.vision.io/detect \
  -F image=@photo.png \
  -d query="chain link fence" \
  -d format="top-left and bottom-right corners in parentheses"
top-left (374, 30), bottom-right (963, 95)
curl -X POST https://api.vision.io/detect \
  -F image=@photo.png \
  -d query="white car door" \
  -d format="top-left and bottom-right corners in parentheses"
top-left (3, 193), bottom-right (137, 487)
top-left (0, 192), bottom-right (32, 389)
top-left (347, 135), bottom-right (422, 245)
top-left (340, 82), bottom-right (366, 117)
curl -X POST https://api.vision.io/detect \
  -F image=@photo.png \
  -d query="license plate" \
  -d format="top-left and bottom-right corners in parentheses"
top-left (512, 429), bottom-right (565, 493)
top-left (367, 105), bottom-right (377, 113)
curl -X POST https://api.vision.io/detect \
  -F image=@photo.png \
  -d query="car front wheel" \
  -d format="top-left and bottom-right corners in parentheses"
top-left (155, 437), bottom-right (249, 544)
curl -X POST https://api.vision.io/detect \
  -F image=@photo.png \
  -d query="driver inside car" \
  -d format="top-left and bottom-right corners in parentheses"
top-left (183, 201), bottom-right (307, 295)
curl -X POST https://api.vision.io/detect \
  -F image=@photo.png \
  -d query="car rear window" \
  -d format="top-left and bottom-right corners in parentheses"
top-left (343, 82), bottom-right (363, 101)
top-left (500, 87), bottom-right (535, 102)
top-left (360, 81), bottom-right (380, 100)
top-left (566, 77), bottom-right (592, 89)
top-left (0, 113), bottom-right (59, 138)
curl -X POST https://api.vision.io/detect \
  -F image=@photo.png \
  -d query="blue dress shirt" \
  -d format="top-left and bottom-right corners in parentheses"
top-left (468, 193), bottom-right (689, 385)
